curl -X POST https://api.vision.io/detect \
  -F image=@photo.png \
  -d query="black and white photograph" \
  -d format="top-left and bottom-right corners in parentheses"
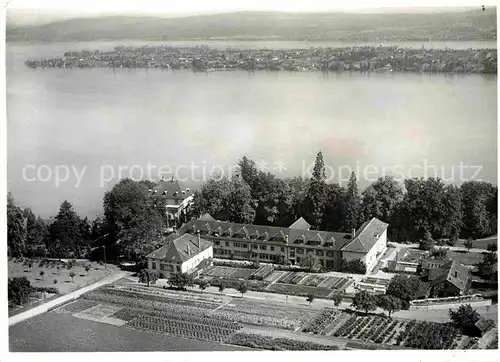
top-left (1, 0), bottom-right (499, 356)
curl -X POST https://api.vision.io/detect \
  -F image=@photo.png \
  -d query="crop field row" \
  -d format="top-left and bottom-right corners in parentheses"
top-left (217, 300), bottom-right (317, 330)
top-left (396, 320), bottom-right (461, 349)
top-left (201, 266), bottom-right (255, 279)
top-left (277, 272), bottom-right (353, 291)
top-left (127, 315), bottom-right (241, 342)
top-left (264, 271), bottom-right (285, 283)
top-left (267, 283), bottom-right (333, 298)
top-left (113, 284), bottom-right (224, 304)
top-left (83, 287), bottom-right (313, 331)
top-left (302, 309), bottom-right (348, 335)
top-left (323, 312), bottom-right (465, 349)
top-left (226, 333), bottom-right (340, 351)
top-left (82, 288), bottom-right (220, 315)
top-left (250, 265), bottom-right (274, 280)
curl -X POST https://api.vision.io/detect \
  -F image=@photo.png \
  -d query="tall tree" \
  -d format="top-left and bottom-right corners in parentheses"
top-left (344, 172), bottom-right (361, 231)
top-left (377, 295), bottom-right (402, 317)
top-left (460, 181), bottom-right (497, 239)
top-left (351, 290), bottom-right (377, 315)
top-left (48, 201), bottom-right (84, 258)
top-left (361, 176), bottom-right (403, 223)
top-left (303, 151), bottom-right (327, 228)
top-left (386, 274), bottom-right (422, 309)
top-left (192, 175), bottom-right (256, 224)
top-left (287, 176), bottom-right (310, 223)
top-left (390, 178), bottom-right (462, 242)
top-left (321, 183), bottom-right (347, 231)
top-left (7, 193), bottom-right (27, 257)
top-left (103, 178), bottom-right (165, 260)
top-left (258, 178), bottom-right (295, 226)
top-left (23, 208), bottom-right (49, 256)
top-left (224, 175), bottom-right (257, 224)
top-left (449, 304), bottom-right (481, 335)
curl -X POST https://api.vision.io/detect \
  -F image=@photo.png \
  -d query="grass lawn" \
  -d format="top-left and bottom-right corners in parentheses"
top-left (455, 237), bottom-right (497, 250)
top-left (448, 250), bottom-right (487, 266)
top-left (9, 312), bottom-right (246, 352)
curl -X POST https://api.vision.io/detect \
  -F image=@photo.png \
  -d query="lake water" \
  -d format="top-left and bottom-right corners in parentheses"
top-left (6, 41), bottom-right (498, 218)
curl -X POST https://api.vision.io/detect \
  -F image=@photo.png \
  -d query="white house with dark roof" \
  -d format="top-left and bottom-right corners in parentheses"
top-left (340, 218), bottom-right (389, 272)
top-left (153, 177), bottom-right (194, 224)
top-left (146, 233), bottom-right (213, 277)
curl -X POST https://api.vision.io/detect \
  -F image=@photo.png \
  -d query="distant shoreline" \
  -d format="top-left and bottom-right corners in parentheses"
top-left (23, 45), bottom-right (497, 74)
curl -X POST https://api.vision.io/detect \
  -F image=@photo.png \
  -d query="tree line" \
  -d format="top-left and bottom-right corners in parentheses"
top-left (7, 178), bottom-right (169, 262)
top-left (7, 193), bottom-right (94, 259)
top-left (193, 153), bottom-right (498, 244)
top-left (7, 152), bottom-right (497, 262)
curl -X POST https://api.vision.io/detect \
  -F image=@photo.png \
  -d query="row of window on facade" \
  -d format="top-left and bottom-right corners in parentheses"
top-left (214, 249), bottom-right (336, 268)
top-left (151, 261), bottom-right (181, 273)
top-left (201, 230), bottom-right (331, 246)
top-left (212, 241), bottom-right (334, 257)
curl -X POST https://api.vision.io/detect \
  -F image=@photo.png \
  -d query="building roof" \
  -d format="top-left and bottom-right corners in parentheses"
top-left (199, 213), bottom-right (216, 221)
top-left (398, 248), bottom-right (429, 263)
top-left (430, 260), bottom-right (472, 292)
top-left (146, 233), bottom-right (212, 263)
top-left (341, 218), bottom-right (389, 253)
top-left (475, 317), bottom-right (495, 333)
top-left (154, 178), bottom-right (192, 201)
top-left (180, 218), bottom-right (354, 251)
top-left (421, 258), bottom-right (450, 270)
top-left (289, 217), bottom-right (311, 230)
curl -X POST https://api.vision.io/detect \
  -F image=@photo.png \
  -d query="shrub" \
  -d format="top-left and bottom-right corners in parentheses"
top-left (53, 279), bottom-right (58, 284)
top-left (341, 259), bottom-right (367, 274)
top-left (227, 333), bottom-right (339, 350)
top-left (139, 270), bottom-right (159, 287)
top-left (8, 277), bottom-right (34, 305)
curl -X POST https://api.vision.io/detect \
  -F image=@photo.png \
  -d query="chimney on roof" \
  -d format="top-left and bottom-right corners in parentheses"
top-left (285, 235), bottom-right (289, 245)
top-left (196, 230), bottom-right (200, 248)
top-left (352, 228), bottom-right (356, 238)
top-left (187, 244), bottom-right (191, 256)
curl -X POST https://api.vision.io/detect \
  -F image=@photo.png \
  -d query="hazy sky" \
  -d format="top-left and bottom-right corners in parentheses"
top-left (7, 0), bottom-right (487, 14)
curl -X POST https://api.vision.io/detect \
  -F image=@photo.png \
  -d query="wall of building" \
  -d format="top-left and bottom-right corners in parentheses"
top-left (365, 230), bottom-right (387, 272)
top-left (341, 230), bottom-right (387, 273)
top-left (181, 246), bottom-right (213, 274)
top-left (342, 251), bottom-right (367, 266)
top-left (205, 234), bottom-right (344, 270)
top-left (147, 245), bottom-right (212, 277)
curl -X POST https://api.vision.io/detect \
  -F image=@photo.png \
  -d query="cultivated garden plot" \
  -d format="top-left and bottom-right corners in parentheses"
top-left (267, 283), bottom-right (333, 298)
top-left (250, 265), bottom-right (274, 280)
top-left (126, 313), bottom-right (242, 342)
top-left (201, 265), bottom-right (275, 281)
top-left (323, 311), bottom-right (466, 349)
top-left (264, 271), bottom-right (285, 283)
top-left (8, 258), bottom-right (108, 295)
top-left (277, 272), bottom-right (353, 291)
top-left (218, 298), bottom-right (318, 330)
top-left (226, 332), bottom-right (340, 351)
top-left (202, 266), bottom-right (254, 279)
